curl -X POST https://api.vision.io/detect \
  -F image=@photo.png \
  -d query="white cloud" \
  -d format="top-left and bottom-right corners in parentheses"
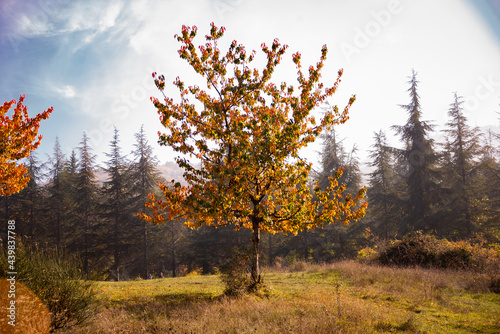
top-left (17, 12), bottom-right (54, 37)
top-left (127, 0), bottom-right (184, 55)
top-left (55, 85), bottom-right (76, 98)
top-left (11, 0), bottom-right (124, 39)
top-left (99, 2), bottom-right (123, 32)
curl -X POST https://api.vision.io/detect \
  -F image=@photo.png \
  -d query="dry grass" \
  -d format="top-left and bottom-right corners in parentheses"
top-left (60, 261), bottom-right (500, 333)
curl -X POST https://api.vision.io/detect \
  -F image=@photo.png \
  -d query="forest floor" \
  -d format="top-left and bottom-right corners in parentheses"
top-left (62, 261), bottom-right (500, 333)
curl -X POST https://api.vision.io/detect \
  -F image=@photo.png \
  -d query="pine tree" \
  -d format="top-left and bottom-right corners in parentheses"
top-left (441, 93), bottom-right (483, 237)
top-left (46, 137), bottom-right (67, 248)
top-left (130, 125), bottom-right (162, 278)
top-left (73, 133), bottom-right (99, 279)
top-left (62, 150), bottom-right (80, 241)
top-left (102, 128), bottom-right (133, 281)
top-left (475, 129), bottom-right (500, 241)
top-left (367, 130), bottom-right (403, 239)
top-left (15, 152), bottom-right (45, 240)
top-left (309, 129), bottom-right (366, 258)
top-left (392, 70), bottom-right (441, 233)
top-left (317, 130), bottom-right (344, 190)
top-left (317, 130), bottom-right (362, 196)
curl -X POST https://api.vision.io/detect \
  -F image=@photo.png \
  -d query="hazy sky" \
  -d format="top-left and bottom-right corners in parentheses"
top-left (1, 0), bottom-right (499, 171)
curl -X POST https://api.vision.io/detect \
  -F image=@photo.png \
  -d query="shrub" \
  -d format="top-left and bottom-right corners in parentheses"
top-left (375, 232), bottom-right (500, 273)
top-left (377, 232), bottom-right (441, 267)
top-left (185, 267), bottom-right (203, 276)
top-left (219, 248), bottom-right (253, 296)
top-left (489, 276), bottom-right (500, 294)
top-left (0, 242), bottom-right (97, 331)
top-left (437, 245), bottom-right (472, 269)
top-left (356, 247), bottom-right (378, 263)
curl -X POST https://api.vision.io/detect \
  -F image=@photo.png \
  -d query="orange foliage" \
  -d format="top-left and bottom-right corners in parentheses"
top-left (0, 95), bottom-right (52, 196)
top-left (140, 23), bottom-right (367, 236)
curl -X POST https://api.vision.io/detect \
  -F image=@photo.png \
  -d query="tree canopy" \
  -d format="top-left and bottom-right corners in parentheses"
top-left (141, 23), bottom-right (367, 283)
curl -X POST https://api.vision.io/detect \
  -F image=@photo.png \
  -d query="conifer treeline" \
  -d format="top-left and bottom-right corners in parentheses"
top-left (1, 71), bottom-right (499, 279)
top-left (367, 71), bottom-right (499, 241)
top-left (1, 126), bottom-right (170, 280)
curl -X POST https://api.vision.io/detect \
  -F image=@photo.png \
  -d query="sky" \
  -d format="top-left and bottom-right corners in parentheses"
top-left (1, 0), bottom-right (499, 173)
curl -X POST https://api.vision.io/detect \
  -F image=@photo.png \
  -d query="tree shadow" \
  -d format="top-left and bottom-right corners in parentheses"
top-left (105, 291), bottom-right (221, 316)
top-left (153, 291), bottom-right (219, 305)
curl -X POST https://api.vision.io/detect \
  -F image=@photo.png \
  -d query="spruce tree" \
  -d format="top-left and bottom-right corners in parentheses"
top-left (15, 153), bottom-right (45, 240)
top-left (308, 129), bottom-right (365, 258)
top-left (62, 150), bottom-right (80, 242)
top-left (46, 137), bottom-right (67, 248)
top-left (475, 129), bottom-right (500, 241)
top-left (129, 125), bottom-right (162, 278)
top-left (441, 93), bottom-right (483, 237)
top-left (102, 128), bottom-right (133, 280)
top-left (367, 130), bottom-right (403, 239)
top-left (317, 130), bottom-right (362, 195)
top-left (392, 70), bottom-right (441, 233)
top-left (73, 133), bottom-right (99, 279)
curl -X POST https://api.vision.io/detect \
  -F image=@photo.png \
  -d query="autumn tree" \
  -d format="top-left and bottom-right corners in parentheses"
top-left (0, 95), bottom-right (52, 196)
top-left (141, 23), bottom-right (367, 285)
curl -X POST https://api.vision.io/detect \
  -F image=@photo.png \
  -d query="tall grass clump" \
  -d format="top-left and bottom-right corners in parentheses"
top-left (0, 241), bottom-right (97, 331)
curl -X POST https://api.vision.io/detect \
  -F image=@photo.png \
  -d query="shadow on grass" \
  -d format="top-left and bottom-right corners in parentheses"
top-left (103, 291), bottom-right (221, 315)
top-left (154, 291), bottom-right (219, 305)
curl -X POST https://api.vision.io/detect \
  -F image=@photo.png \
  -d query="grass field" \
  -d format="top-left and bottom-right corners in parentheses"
top-left (61, 261), bottom-right (500, 333)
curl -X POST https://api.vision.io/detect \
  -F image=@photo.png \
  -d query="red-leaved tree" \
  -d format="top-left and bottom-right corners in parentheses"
top-left (0, 95), bottom-right (52, 196)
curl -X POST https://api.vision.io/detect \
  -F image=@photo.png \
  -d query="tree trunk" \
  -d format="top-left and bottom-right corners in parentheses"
top-left (268, 233), bottom-right (273, 266)
top-left (303, 229), bottom-right (308, 259)
top-left (3, 197), bottom-right (9, 248)
top-left (251, 218), bottom-right (261, 284)
top-left (84, 211), bottom-right (89, 279)
top-left (29, 190), bottom-right (35, 241)
top-left (56, 211), bottom-right (61, 249)
top-left (338, 231), bottom-right (344, 257)
top-left (114, 214), bottom-right (120, 281)
top-left (143, 220), bottom-right (148, 278)
top-left (171, 219), bottom-right (176, 277)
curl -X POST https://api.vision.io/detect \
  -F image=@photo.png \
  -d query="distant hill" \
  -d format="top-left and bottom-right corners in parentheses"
top-left (94, 161), bottom-right (186, 185)
top-left (156, 161), bottom-right (186, 184)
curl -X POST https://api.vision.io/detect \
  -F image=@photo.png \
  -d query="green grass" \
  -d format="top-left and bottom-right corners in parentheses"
top-left (61, 261), bottom-right (500, 333)
top-left (93, 275), bottom-right (223, 308)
